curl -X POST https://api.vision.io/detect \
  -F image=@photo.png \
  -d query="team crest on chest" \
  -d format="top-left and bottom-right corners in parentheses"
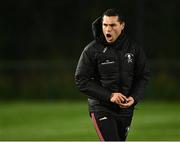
top-left (125, 53), bottom-right (134, 63)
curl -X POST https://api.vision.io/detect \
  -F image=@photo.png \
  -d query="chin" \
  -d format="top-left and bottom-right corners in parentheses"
top-left (107, 40), bottom-right (114, 43)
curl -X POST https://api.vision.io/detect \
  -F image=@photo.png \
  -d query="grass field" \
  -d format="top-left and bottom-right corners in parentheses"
top-left (0, 101), bottom-right (179, 141)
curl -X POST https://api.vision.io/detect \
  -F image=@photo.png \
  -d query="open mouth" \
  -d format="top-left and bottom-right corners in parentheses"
top-left (106, 34), bottom-right (112, 38)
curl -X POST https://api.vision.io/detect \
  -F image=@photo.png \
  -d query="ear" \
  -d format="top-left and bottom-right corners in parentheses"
top-left (120, 22), bottom-right (125, 30)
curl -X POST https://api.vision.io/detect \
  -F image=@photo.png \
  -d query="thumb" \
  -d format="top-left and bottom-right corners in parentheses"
top-left (127, 96), bottom-right (134, 102)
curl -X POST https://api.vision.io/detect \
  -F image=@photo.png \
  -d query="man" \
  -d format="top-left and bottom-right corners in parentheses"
top-left (75, 8), bottom-right (150, 141)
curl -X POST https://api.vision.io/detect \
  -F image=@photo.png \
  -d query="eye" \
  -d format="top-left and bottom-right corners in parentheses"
top-left (110, 24), bottom-right (116, 27)
top-left (103, 23), bottom-right (108, 27)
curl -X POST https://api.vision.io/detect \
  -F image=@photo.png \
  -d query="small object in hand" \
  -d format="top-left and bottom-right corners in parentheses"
top-left (122, 99), bottom-right (128, 104)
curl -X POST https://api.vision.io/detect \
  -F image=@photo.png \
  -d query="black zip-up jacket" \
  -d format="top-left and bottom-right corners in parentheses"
top-left (75, 17), bottom-right (150, 115)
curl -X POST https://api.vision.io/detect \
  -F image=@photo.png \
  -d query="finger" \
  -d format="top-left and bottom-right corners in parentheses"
top-left (119, 104), bottom-right (129, 108)
top-left (121, 103), bottom-right (130, 107)
top-left (119, 96), bottom-right (125, 102)
top-left (127, 97), bottom-right (134, 102)
top-left (120, 101), bottom-right (132, 108)
top-left (120, 93), bottom-right (127, 99)
top-left (119, 95), bottom-right (128, 102)
top-left (121, 96), bottom-right (129, 103)
top-left (119, 102), bottom-right (128, 107)
top-left (115, 98), bottom-right (122, 104)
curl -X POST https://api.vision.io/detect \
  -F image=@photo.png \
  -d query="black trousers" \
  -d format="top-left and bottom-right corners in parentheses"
top-left (90, 111), bottom-right (133, 141)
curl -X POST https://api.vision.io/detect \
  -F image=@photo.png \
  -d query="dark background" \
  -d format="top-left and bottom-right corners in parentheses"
top-left (0, 0), bottom-right (180, 101)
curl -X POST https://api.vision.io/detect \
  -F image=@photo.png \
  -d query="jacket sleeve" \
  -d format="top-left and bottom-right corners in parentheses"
top-left (75, 45), bottom-right (112, 102)
top-left (130, 45), bottom-right (150, 104)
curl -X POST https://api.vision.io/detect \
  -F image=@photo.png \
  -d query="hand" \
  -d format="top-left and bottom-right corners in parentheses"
top-left (110, 92), bottom-right (127, 105)
top-left (119, 96), bottom-right (135, 108)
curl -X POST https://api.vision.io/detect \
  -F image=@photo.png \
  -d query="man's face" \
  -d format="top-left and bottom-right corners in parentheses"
top-left (102, 15), bottom-right (125, 43)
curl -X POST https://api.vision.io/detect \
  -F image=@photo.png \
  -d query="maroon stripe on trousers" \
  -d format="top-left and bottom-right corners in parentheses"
top-left (91, 113), bottom-right (105, 142)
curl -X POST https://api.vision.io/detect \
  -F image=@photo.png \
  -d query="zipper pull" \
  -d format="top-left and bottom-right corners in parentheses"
top-left (103, 47), bottom-right (107, 53)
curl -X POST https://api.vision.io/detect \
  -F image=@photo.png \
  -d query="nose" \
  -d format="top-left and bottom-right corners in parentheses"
top-left (107, 25), bottom-right (112, 32)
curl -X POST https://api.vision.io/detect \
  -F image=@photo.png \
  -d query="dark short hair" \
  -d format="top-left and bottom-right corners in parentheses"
top-left (102, 8), bottom-right (125, 23)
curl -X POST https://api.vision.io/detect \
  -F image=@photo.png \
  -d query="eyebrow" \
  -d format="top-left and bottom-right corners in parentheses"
top-left (103, 23), bottom-right (116, 26)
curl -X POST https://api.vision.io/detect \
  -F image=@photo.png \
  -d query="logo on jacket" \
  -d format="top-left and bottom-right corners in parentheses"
top-left (101, 60), bottom-right (115, 65)
top-left (99, 116), bottom-right (108, 121)
top-left (125, 53), bottom-right (134, 63)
